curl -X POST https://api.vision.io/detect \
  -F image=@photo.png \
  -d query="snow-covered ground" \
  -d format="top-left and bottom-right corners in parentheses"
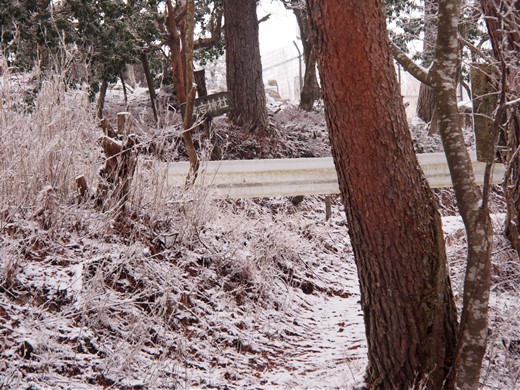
top-left (1, 73), bottom-right (518, 389)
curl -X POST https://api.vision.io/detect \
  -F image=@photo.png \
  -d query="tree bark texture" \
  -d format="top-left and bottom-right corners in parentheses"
top-left (294, 7), bottom-right (320, 111)
top-left (470, 63), bottom-right (498, 162)
top-left (417, 82), bottom-right (435, 124)
top-left (166, 0), bottom-right (186, 103)
top-left (182, 0), bottom-right (199, 176)
top-left (480, 0), bottom-right (520, 254)
top-left (431, 1), bottom-right (493, 388)
top-left (307, 1), bottom-right (458, 388)
top-left (140, 52), bottom-right (158, 124)
top-left (224, 0), bottom-right (268, 132)
top-left (416, 0), bottom-right (438, 123)
top-left (96, 79), bottom-right (108, 119)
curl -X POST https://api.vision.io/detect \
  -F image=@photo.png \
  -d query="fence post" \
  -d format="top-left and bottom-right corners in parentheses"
top-left (293, 41), bottom-right (303, 93)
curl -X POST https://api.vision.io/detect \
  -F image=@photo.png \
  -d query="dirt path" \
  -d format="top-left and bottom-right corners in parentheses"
top-left (244, 221), bottom-right (368, 389)
top-left (264, 292), bottom-right (367, 388)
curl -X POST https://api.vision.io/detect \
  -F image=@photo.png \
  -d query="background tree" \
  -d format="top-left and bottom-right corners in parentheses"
top-left (282, 0), bottom-right (320, 111)
top-left (0, 0), bottom-right (72, 71)
top-left (307, 1), bottom-right (458, 387)
top-left (416, 0), bottom-right (438, 124)
top-left (193, 0), bottom-right (225, 65)
top-left (224, 0), bottom-right (268, 132)
top-left (480, 0), bottom-right (520, 254)
top-left (293, 6), bottom-right (320, 111)
top-left (385, 0), bottom-right (423, 51)
top-left (164, 0), bottom-right (198, 173)
top-left (67, 0), bottom-right (142, 117)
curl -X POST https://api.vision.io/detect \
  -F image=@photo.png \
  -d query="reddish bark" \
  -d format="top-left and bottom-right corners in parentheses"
top-left (165, 0), bottom-right (198, 173)
top-left (307, 1), bottom-right (458, 388)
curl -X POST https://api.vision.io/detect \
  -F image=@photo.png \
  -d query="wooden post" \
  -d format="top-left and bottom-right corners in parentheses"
top-left (117, 112), bottom-right (132, 135)
top-left (194, 69), bottom-right (208, 97)
top-left (194, 69), bottom-right (212, 138)
top-left (325, 196), bottom-right (332, 221)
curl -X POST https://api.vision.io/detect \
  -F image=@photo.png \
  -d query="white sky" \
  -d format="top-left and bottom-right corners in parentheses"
top-left (257, 0), bottom-right (299, 54)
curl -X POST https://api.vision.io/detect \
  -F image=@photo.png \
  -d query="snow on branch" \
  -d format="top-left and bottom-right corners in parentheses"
top-left (391, 43), bottom-right (432, 86)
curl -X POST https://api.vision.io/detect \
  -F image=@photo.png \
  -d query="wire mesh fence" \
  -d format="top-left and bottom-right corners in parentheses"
top-left (261, 44), bottom-right (425, 119)
top-left (262, 44), bottom-right (302, 102)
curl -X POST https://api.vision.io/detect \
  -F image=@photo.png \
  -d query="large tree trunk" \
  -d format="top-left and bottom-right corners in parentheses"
top-left (480, 0), bottom-right (520, 254)
top-left (307, 1), bottom-right (458, 388)
top-left (416, 0), bottom-right (438, 123)
top-left (293, 7), bottom-right (320, 111)
top-left (224, 0), bottom-right (268, 132)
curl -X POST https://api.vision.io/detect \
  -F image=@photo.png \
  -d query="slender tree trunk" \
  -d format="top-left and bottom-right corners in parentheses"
top-left (182, 0), bottom-right (199, 178)
top-left (480, 0), bottom-right (520, 254)
top-left (391, 1), bottom-right (496, 386)
top-left (293, 7), bottom-right (320, 111)
top-left (430, 1), bottom-right (494, 388)
top-left (120, 72), bottom-right (128, 108)
top-left (166, 1), bottom-right (186, 104)
top-left (96, 79), bottom-right (108, 119)
top-left (224, 0), bottom-right (268, 132)
top-left (416, 0), bottom-right (438, 124)
top-left (166, 0), bottom-right (198, 174)
top-left (140, 52), bottom-right (158, 124)
top-left (307, 1), bottom-right (458, 388)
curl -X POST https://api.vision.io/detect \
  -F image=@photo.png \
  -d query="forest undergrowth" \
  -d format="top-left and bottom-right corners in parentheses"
top-left (0, 69), bottom-right (518, 389)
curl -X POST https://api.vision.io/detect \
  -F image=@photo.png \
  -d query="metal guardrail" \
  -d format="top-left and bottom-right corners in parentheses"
top-left (153, 153), bottom-right (505, 199)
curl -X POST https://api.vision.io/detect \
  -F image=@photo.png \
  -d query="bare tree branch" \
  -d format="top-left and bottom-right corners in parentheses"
top-left (459, 36), bottom-right (499, 73)
top-left (258, 14), bottom-right (271, 24)
top-left (194, 7), bottom-right (223, 50)
top-left (391, 43), bottom-right (432, 86)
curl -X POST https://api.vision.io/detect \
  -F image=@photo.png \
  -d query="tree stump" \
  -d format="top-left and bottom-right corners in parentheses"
top-left (96, 113), bottom-right (139, 218)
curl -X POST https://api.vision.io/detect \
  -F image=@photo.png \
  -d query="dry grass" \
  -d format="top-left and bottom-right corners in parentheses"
top-left (0, 65), bottom-right (518, 389)
top-left (0, 66), bottom-right (99, 213)
top-left (0, 66), bottom-right (328, 388)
